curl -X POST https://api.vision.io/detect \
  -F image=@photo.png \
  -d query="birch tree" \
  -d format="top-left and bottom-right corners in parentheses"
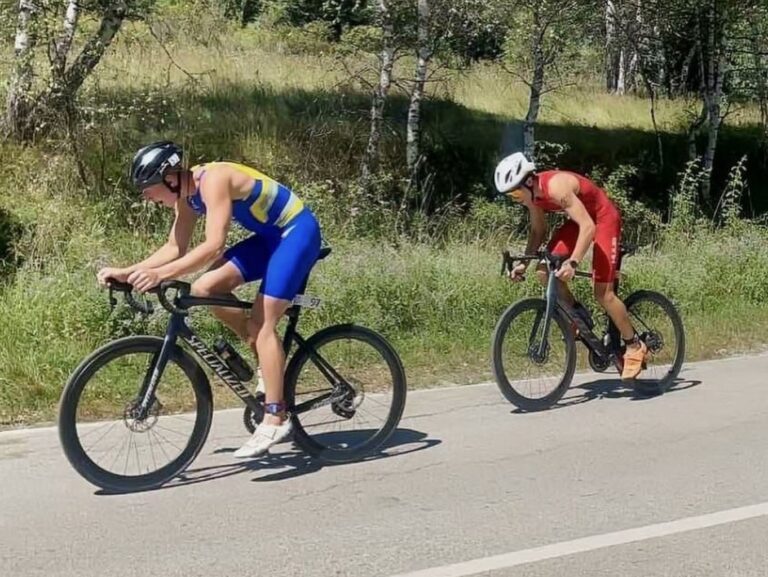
top-left (503, 0), bottom-right (597, 158)
top-left (360, 0), bottom-right (397, 188)
top-left (4, 0), bottom-right (136, 141)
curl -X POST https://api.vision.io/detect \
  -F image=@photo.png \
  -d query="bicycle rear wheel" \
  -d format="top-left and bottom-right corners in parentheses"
top-left (285, 324), bottom-right (406, 463)
top-left (58, 336), bottom-right (213, 492)
top-left (492, 298), bottom-right (576, 411)
top-left (624, 290), bottom-right (685, 396)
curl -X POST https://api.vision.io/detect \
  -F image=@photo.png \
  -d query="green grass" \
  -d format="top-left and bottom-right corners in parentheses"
top-left (3, 225), bottom-right (768, 425)
top-left (2, 14), bottom-right (768, 424)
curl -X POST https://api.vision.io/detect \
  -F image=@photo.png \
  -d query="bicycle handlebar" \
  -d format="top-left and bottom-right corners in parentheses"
top-left (500, 250), bottom-right (568, 277)
top-left (107, 279), bottom-right (193, 316)
top-left (107, 280), bottom-right (155, 315)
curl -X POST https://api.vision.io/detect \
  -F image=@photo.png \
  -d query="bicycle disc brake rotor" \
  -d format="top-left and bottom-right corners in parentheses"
top-left (527, 341), bottom-right (550, 365)
top-left (123, 398), bottom-right (161, 433)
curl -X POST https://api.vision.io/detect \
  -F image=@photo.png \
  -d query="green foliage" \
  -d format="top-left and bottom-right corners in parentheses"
top-left (668, 158), bottom-right (707, 232)
top-left (716, 155), bottom-right (748, 229)
top-left (261, 0), bottom-right (374, 39)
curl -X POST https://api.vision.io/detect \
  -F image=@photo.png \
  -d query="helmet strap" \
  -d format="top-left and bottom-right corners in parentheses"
top-left (521, 174), bottom-right (536, 197)
top-left (162, 173), bottom-right (181, 195)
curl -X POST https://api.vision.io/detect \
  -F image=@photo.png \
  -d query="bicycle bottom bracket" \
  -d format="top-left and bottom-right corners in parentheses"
top-left (588, 349), bottom-right (611, 373)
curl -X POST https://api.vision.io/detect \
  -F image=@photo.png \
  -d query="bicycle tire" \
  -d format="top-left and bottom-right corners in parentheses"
top-left (285, 324), bottom-right (407, 463)
top-left (58, 336), bottom-right (213, 493)
top-left (492, 298), bottom-right (577, 411)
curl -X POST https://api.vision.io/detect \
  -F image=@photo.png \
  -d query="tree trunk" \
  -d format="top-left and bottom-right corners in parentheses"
top-left (627, 49), bottom-right (638, 92)
top-left (53, 0), bottom-right (80, 77)
top-left (406, 0), bottom-right (430, 184)
top-left (616, 47), bottom-right (626, 95)
top-left (5, 0), bottom-right (37, 139)
top-left (605, 0), bottom-right (618, 91)
top-left (687, 100), bottom-right (708, 162)
top-left (524, 37), bottom-right (545, 159)
top-left (61, 1), bottom-right (127, 98)
top-left (699, 0), bottom-right (726, 206)
top-left (750, 19), bottom-right (768, 140)
top-left (701, 52), bottom-right (726, 205)
top-left (361, 0), bottom-right (395, 187)
top-left (677, 44), bottom-right (696, 96)
top-left (32, 0), bottom-right (127, 128)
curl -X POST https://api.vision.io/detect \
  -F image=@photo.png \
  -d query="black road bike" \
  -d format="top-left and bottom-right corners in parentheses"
top-left (59, 247), bottom-right (407, 492)
top-left (492, 244), bottom-right (685, 411)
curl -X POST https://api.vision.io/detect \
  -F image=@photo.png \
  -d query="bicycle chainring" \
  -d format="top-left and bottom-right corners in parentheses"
top-left (243, 392), bottom-right (266, 434)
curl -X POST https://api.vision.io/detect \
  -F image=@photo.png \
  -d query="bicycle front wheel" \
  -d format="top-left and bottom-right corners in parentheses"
top-left (492, 298), bottom-right (576, 411)
top-left (285, 324), bottom-right (407, 463)
top-left (58, 336), bottom-right (213, 493)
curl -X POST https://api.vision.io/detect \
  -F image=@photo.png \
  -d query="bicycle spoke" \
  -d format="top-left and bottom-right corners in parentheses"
top-left (150, 429), bottom-right (173, 463)
top-left (147, 429), bottom-right (158, 471)
top-left (81, 421), bottom-right (119, 451)
top-left (150, 427), bottom-right (184, 453)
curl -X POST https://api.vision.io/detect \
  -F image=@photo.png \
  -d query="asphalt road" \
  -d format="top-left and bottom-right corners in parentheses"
top-left (2, 354), bottom-right (767, 577)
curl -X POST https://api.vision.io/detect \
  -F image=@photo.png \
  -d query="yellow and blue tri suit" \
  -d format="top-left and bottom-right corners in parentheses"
top-left (188, 162), bottom-right (321, 300)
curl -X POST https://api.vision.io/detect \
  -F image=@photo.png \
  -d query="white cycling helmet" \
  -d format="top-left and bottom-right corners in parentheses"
top-left (494, 152), bottom-right (536, 194)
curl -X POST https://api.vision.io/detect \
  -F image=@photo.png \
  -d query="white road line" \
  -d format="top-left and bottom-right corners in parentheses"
top-left (388, 502), bottom-right (768, 577)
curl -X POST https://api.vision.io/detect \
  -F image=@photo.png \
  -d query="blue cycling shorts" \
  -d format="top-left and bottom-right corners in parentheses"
top-left (223, 209), bottom-right (321, 301)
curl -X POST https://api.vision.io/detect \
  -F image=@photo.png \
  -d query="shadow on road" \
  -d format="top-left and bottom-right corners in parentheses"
top-left (511, 376), bottom-right (702, 414)
top-left (95, 427), bottom-right (440, 496)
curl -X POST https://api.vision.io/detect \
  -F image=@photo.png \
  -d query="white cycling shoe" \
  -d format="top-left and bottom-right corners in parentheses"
top-left (233, 420), bottom-right (292, 459)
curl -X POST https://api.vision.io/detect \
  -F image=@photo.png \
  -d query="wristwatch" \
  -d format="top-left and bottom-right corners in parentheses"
top-left (568, 259), bottom-right (580, 269)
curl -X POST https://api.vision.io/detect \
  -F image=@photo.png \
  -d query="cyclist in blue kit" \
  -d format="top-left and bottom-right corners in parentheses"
top-left (97, 142), bottom-right (321, 458)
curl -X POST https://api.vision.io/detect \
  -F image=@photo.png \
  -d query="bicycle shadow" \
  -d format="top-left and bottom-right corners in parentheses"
top-left (512, 376), bottom-right (702, 413)
top-left (94, 428), bottom-right (440, 495)
top-left (566, 376), bottom-right (701, 405)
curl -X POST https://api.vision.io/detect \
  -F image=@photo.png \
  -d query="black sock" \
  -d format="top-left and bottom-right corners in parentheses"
top-left (623, 333), bottom-right (639, 346)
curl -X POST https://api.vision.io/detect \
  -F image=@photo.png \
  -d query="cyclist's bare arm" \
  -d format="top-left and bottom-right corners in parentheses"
top-left (124, 200), bottom-right (199, 274)
top-left (525, 204), bottom-right (548, 255)
top-left (154, 169), bottom-right (232, 281)
top-left (546, 173), bottom-right (595, 264)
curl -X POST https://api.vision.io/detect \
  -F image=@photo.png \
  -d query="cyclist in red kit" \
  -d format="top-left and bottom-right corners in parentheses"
top-left (494, 152), bottom-right (647, 380)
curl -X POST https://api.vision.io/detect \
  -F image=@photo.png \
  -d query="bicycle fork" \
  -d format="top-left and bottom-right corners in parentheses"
top-left (530, 264), bottom-right (560, 361)
top-left (135, 314), bottom-right (186, 419)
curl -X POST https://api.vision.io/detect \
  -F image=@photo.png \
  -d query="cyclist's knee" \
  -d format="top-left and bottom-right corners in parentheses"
top-left (191, 261), bottom-right (242, 297)
top-left (191, 272), bottom-right (227, 297)
top-left (246, 318), bottom-right (264, 345)
top-left (594, 284), bottom-right (616, 307)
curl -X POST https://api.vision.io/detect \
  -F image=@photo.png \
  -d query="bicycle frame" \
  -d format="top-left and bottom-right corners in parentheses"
top-left (502, 249), bottom-right (630, 370)
top-left (119, 281), bottom-right (347, 421)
